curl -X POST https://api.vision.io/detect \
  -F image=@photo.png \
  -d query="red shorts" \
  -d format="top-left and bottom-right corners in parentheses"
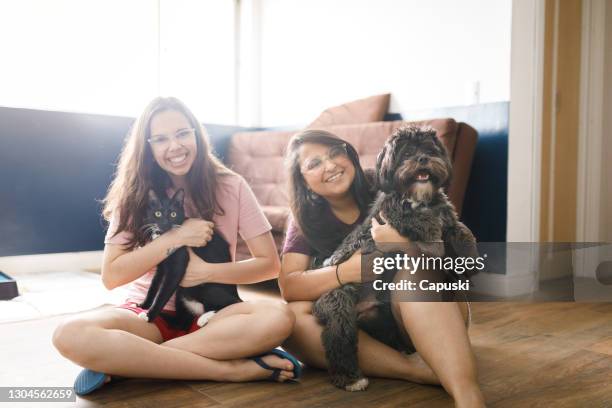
top-left (116, 302), bottom-right (201, 342)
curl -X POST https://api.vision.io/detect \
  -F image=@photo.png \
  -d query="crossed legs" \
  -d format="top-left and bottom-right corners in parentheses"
top-left (52, 301), bottom-right (297, 383)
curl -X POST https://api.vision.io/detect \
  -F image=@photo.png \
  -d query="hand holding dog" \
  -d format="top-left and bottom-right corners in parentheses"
top-left (370, 213), bottom-right (409, 244)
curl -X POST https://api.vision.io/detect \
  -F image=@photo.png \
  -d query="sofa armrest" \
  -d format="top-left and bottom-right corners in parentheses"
top-left (447, 123), bottom-right (478, 216)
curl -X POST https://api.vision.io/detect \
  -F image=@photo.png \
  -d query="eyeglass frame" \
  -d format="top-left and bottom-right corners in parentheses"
top-left (147, 127), bottom-right (196, 148)
top-left (300, 143), bottom-right (349, 175)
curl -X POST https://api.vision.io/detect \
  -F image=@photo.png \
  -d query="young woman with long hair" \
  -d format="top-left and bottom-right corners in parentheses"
top-left (52, 97), bottom-right (300, 395)
top-left (279, 129), bottom-right (485, 407)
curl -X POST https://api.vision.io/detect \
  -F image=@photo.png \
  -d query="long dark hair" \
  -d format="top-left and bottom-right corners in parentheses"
top-left (286, 129), bottom-right (376, 259)
top-left (102, 97), bottom-right (233, 249)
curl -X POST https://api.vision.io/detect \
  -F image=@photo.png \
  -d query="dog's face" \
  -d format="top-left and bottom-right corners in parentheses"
top-left (375, 126), bottom-right (452, 202)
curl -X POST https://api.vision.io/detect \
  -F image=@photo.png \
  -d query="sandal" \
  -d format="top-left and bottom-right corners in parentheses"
top-left (250, 348), bottom-right (303, 382)
top-left (74, 369), bottom-right (126, 396)
top-left (74, 369), bottom-right (107, 396)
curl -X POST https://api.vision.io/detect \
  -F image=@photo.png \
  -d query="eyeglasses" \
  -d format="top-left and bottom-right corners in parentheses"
top-left (147, 128), bottom-right (196, 148)
top-left (300, 143), bottom-right (348, 174)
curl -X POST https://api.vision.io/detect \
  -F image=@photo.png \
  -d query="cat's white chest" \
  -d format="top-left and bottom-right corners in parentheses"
top-left (182, 298), bottom-right (205, 316)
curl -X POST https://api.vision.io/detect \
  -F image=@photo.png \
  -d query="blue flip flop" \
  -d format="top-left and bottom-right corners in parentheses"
top-left (250, 348), bottom-right (303, 382)
top-left (74, 369), bottom-right (107, 396)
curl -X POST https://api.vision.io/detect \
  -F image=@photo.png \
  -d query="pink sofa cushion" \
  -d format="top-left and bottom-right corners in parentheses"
top-left (308, 94), bottom-right (391, 128)
top-left (262, 205), bottom-right (290, 233)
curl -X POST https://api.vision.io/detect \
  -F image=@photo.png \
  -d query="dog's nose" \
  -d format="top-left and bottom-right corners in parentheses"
top-left (418, 156), bottom-right (429, 164)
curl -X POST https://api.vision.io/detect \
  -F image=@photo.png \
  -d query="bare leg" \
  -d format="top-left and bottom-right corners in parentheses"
top-left (391, 268), bottom-right (485, 408)
top-left (283, 296), bottom-right (482, 406)
top-left (283, 301), bottom-right (439, 385)
top-left (52, 305), bottom-right (296, 383)
top-left (161, 301), bottom-right (295, 360)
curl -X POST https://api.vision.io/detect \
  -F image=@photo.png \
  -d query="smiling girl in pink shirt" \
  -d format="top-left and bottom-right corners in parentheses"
top-left (52, 97), bottom-right (300, 395)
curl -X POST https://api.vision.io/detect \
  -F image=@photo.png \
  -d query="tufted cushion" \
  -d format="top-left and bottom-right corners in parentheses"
top-left (308, 93), bottom-right (391, 128)
top-left (262, 205), bottom-right (290, 232)
top-left (228, 130), bottom-right (294, 208)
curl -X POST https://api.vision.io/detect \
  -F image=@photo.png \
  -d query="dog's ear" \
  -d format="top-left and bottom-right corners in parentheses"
top-left (431, 132), bottom-right (448, 157)
top-left (375, 136), bottom-right (397, 193)
top-left (441, 162), bottom-right (453, 192)
top-left (431, 133), bottom-right (453, 190)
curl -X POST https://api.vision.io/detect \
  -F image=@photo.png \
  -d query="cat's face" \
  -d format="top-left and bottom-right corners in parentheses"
top-left (144, 189), bottom-right (185, 239)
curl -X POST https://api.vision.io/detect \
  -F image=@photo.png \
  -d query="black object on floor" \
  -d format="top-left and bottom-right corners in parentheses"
top-left (0, 271), bottom-right (19, 300)
top-left (596, 261), bottom-right (612, 285)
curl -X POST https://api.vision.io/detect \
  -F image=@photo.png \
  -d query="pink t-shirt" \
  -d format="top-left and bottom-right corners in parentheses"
top-left (104, 173), bottom-right (272, 311)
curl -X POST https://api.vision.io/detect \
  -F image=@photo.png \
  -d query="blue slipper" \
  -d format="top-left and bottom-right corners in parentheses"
top-left (74, 369), bottom-right (107, 396)
top-left (250, 348), bottom-right (302, 382)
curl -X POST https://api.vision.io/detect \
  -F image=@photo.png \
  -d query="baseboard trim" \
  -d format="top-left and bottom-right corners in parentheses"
top-left (0, 251), bottom-right (103, 275)
top-left (471, 271), bottom-right (538, 298)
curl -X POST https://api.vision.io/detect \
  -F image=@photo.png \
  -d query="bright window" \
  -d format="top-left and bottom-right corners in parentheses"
top-left (0, 0), bottom-right (235, 123)
top-left (160, 0), bottom-right (236, 124)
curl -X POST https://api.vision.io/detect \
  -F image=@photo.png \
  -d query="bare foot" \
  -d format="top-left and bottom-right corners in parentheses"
top-left (236, 354), bottom-right (296, 383)
top-left (454, 386), bottom-right (486, 408)
top-left (404, 352), bottom-right (440, 385)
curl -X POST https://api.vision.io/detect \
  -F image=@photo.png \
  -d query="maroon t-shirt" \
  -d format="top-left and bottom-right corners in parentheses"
top-left (282, 205), bottom-right (366, 257)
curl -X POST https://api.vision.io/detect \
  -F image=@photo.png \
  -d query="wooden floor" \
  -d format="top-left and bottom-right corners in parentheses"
top-left (2, 301), bottom-right (612, 407)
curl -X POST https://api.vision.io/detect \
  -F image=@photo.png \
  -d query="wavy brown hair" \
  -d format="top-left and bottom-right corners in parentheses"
top-left (285, 129), bottom-right (376, 260)
top-left (102, 97), bottom-right (233, 249)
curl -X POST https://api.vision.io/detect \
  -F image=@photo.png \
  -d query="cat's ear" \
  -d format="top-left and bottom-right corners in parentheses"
top-left (172, 188), bottom-right (185, 205)
top-left (148, 189), bottom-right (160, 204)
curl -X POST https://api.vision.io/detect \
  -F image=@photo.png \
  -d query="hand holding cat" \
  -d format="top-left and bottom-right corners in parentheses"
top-left (180, 247), bottom-right (212, 287)
top-left (172, 218), bottom-right (214, 247)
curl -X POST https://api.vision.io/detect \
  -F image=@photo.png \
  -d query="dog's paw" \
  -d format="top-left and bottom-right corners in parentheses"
top-left (196, 311), bottom-right (217, 327)
top-left (345, 377), bottom-right (369, 392)
top-left (137, 311), bottom-right (149, 321)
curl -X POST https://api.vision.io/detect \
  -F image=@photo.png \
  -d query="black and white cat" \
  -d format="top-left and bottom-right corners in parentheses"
top-left (137, 189), bottom-right (241, 330)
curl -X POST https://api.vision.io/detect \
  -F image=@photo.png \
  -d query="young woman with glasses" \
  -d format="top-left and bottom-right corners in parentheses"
top-left (280, 129), bottom-right (485, 407)
top-left (52, 97), bottom-right (301, 395)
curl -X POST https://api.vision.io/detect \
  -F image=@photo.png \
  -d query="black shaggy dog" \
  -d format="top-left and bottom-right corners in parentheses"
top-left (312, 125), bottom-right (478, 391)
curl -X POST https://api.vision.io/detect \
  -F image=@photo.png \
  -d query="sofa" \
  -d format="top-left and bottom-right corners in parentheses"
top-left (227, 118), bottom-right (478, 260)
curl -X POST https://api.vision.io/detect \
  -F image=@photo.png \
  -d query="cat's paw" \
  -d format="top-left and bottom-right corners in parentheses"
top-left (196, 311), bottom-right (217, 327)
top-left (345, 377), bottom-right (369, 392)
top-left (137, 312), bottom-right (149, 321)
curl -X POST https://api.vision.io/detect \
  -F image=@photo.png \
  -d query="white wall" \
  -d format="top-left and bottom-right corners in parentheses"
top-left (257, 0), bottom-right (512, 126)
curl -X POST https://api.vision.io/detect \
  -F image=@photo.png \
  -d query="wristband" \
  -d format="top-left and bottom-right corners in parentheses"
top-left (335, 264), bottom-right (343, 286)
